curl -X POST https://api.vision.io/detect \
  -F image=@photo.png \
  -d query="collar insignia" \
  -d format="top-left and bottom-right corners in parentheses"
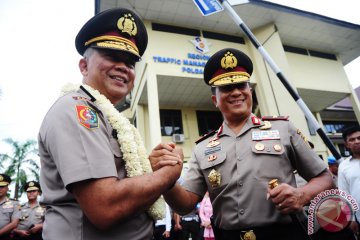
top-left (252, 116), bottom-right (261, 125)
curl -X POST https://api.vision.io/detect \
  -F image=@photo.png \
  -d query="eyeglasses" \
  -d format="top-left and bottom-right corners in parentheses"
top-left (217, 82), bottom-right (250, 93)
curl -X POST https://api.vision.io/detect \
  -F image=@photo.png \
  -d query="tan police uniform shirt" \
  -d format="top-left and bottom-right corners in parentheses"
top-left (182, 114), bottom-right (327, 230)
top-left (38, 88), bottom-right (153, 240)
top-left (0, 198), bottom-right (19, 229)
top-left (15, 202), bottom-right (45, 230)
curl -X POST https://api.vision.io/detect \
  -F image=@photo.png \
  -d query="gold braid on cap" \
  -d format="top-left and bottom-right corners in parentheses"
top-left (209, 71), bottom-right (250, 86)
top-left (84, 35), bottom-right (139, 57)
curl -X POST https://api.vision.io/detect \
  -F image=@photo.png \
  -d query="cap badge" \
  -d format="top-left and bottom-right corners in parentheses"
top-left (221, 51), bottom-right (237, 69)
top-left (29, 182), bottom-right (34, 187)
top-left (208, 169), bottom-right (221, 188)
top-left (117, 13), bottom-right (137, 36)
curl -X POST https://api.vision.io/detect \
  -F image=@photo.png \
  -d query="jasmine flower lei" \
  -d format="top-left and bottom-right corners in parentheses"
top-left (61, 83), bottom-right (165, 220)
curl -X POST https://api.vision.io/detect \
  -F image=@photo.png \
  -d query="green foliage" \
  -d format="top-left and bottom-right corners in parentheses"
top-left (0, 138), bottom-right (39, 200)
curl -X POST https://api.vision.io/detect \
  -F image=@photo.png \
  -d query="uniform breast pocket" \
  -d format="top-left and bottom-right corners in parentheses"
top-left (2, 207), bottom-right (14, 219)
top-left (251, 140), bottom-right (284, 155)
top-left (35, 207), bottom-right (45, 218)
top-left (199, 152), bottom-right (227, 192)
top-left (251, 141), bottom-right (289, 180)
top-left (21, 209), bottom-right (29, 219)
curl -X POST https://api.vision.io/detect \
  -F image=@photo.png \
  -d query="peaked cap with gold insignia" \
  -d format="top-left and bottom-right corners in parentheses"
top-left (75, 8), bottom-right (148, 61)
top-left (204, 48), bottom-right (253, 86)
top-left (0, 174), bottom-right (11, 187)
top-left (23, 181), bottom-right (41, 192)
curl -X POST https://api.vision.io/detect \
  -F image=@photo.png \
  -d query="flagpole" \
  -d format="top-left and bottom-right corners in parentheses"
top-left (220, 0), bottom-right (342, 160)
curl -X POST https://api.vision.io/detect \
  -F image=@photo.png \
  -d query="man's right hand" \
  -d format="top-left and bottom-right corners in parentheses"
top-left (149, 143), bottom-right (183, 171)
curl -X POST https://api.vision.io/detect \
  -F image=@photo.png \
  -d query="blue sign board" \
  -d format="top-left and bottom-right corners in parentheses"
top-left (193, 0), bottom-right (224, 16)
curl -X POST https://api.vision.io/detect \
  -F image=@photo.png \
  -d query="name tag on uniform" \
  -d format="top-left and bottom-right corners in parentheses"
top-left (204, 145), bottom-right (221, 156)
top-left (252, 130), bottom-right (280, 140)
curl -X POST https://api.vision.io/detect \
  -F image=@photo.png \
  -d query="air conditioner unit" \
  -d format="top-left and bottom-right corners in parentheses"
top-left (172, 134), bottom-right (185, 143)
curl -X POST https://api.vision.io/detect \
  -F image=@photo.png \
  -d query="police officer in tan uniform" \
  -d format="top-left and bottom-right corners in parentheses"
top-left (150, 48), bottom-right (334, 240)
top-left (0, 173), bottom-right (19, 240)
top-left (38, 8), bottom-right (182, 240)
top-left (13, 181), bottom-right (44, 240)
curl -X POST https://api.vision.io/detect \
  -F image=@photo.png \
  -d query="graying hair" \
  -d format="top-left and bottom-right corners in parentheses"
top-left (83, 47), bottom-right (97, 60)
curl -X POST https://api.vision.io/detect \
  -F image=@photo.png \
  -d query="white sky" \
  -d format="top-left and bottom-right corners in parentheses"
top-left (0, 0), bottom-right (359, 147)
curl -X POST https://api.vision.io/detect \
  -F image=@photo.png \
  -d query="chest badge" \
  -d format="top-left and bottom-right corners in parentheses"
top-left (255, 142), bottom-right (265, 151)
top-left (252, 130), bottom-right (280, 141)
top-left (208, 169), bottom-right (221, 188)
top-left (273, 144), bottom-right (282, 152)
top-left (207, 140), bottom-right (220, 148)
top-left (207, 154), bottom-right (217, 162)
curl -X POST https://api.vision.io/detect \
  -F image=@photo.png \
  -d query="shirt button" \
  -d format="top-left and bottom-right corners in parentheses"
top-left (239, 209), bottom-right (245, 215)
top-left (238, 181), bottom-right (243, 187)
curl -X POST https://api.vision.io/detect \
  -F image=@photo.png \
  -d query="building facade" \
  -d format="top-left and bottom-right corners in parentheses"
top-left (98, 0), bottom-right (360, 161)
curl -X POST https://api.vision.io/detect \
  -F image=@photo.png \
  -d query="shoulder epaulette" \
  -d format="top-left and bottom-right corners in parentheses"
top-left (261, 116), bottom-right (289, 121)
top-left (195, 130), bottom-right (216, 144)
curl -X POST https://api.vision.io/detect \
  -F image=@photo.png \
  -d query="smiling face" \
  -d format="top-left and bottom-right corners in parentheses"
top-left (211, 82), bottom-right (252, 124)
top-left (79, 48), bottom-right (136, 104)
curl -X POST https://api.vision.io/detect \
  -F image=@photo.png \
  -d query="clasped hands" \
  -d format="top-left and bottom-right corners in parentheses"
top-left (149, 142), bottom-right (183, 180)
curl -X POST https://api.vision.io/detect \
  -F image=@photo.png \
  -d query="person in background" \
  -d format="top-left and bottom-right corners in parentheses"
top-left (150, 48), bottom-right (333, 240)
top-left (171, 212), bottom-right (182, 240)
top-left (199, 192), bottom-right (214, 240)
top-left (327, 156), bottom-right (338, 187)
top-left (0, 173), bottom-right (19, 240)
top-left (13, 181), bottom-right (45, 240)
top-left (176, 207), bottom-right (200, 240)
top-left (338, 125), bottom-right (360, 239)
top-left (154, 203), bottom-right (172, 239)
top-left (38, 8), bottom-right (182, 240)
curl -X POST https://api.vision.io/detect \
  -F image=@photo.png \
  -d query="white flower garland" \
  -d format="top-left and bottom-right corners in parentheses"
top-left (61, 83), bottom-right (165, 220)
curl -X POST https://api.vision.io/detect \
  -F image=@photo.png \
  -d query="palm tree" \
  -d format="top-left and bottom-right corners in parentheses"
top-left (0, 138), bottom-right (39, 199)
